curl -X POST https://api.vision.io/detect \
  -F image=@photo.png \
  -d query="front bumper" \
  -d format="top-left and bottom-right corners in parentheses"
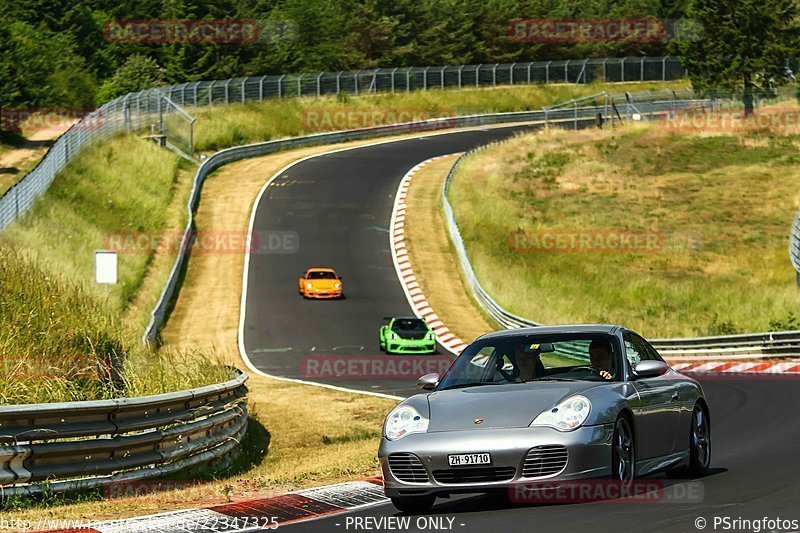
top-left (379, 424), bottom-right (613, 498)
top-left (303, 288), bottom-right (342, 299)
top-left (386, 339), bottom-right (436, 354)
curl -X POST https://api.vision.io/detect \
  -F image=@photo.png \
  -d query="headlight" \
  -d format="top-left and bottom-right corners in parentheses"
top-left (305, 282), bottom-right (313, 289)
top-left (334, 282), bottom-right (341, 289)
top-left (384, 405), bottom-right (429, 440)
top-left (530, 395), bottom-right (592, 431)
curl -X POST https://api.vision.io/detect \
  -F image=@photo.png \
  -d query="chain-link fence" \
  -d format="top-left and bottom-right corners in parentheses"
top-left (0, 56), bottom-right (685, 231)
top-left (160, 56), bottom-right (684, 106)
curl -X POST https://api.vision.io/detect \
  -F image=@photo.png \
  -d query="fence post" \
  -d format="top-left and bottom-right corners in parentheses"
top-left (373, 70), bottom-right (378, 93)
top-left (574, 100), bottom-right (578, 130)
top-left (241, 79), bottom-right (246, 103)
top-left (492, 64), bottom-right (498, 86)
top-left (527, 62), bottom-right (531, 84)
top-left (423, 67), bottom-right (430, 90)
top-left (564, 60), bottom-right (570, 82)
top-left (278, 74), bottom-right (285, 98)
top-left (476, 65), bottom-right (480, 87)
top-left (259, 76), bottom-right (266, 101)
top-left (640, 57), bottom-right (645, 81)
top-left (391, 67), bottom-right (398, 93)
top-left (317, 73), bottom-right (323, 97)
top-left (208, 81), bottom-right (215, 105)
top-left (224, 79), bottom-right (231, 104)
top-left (298, 73), bottom-right (304, 96)
top-left (602, 58), bottom-right (607, 82)
top-left (336, 72), bottom-right (341, 94)
top-left (354, 72), bottom-right (359, 95)
top-left (621, 58), bottom-right (626, 82)
top-left (662, 56), bottom-right (668, 81)
top-left (510, 63), bottom-right (516, 85)
top-left (546, 61), bottom-right (552, 83)
top-left (406, 68), bottom-right (411, 92)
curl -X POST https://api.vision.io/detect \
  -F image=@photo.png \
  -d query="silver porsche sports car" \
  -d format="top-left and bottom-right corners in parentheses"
top-left (379, 325), bottom-right (711, 513)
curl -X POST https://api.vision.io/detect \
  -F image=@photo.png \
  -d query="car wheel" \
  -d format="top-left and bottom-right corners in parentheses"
top-left (612, 416), bottom-right (635, 487)
top-left (687, 402), bottom-right (711, 476)
top-left (390, 495), bottom-right (435, 514)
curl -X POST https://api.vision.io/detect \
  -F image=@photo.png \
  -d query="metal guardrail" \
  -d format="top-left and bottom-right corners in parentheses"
top-left (441, 104), bottom-right (800, 360)
top-left (790, 209), bottom-right (800, 286)
top-left (0, 56), bottom-right (683, 232)
top-left (143, 89), bottom-right (701, 343)
top-left (0, 369), bottom-right (247, 495)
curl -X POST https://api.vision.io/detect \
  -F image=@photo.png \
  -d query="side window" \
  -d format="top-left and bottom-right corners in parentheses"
top-left (642, 339), bottom-right (664, 362)
top-left (623, 333), bottom-right (647, 367)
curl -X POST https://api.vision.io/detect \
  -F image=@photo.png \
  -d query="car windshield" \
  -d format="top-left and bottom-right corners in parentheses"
top-left (307, 271), bottom-right (337, 280)
top-left (391, 318), bottom-right (428, 334)
top-left (437, 333), bottom-right (621, 390)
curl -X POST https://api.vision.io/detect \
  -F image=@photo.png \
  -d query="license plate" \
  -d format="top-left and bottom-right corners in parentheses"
top-left (448, 453), bottom-right (491, 466)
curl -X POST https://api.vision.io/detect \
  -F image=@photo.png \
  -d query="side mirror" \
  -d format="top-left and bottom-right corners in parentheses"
top-left (633, 360), bottom-right (670, 379)
top-left (338, 275), bottom-right (344, 280)
top-left (418, 373), bottom-right (440, 391)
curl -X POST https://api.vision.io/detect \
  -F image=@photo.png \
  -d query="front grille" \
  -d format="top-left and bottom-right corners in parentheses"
top-left (388, 453), bottom-right (429, 483)
top-left (522, 445), bottom-right (568, 478)
top-left (432, 466), bottom-right (516, 484)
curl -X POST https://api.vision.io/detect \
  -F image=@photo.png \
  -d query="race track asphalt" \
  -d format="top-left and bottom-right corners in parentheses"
top-left (242, 125), bottom-right (541, 397)
top-left (242, 125), bottom-right (800, 532)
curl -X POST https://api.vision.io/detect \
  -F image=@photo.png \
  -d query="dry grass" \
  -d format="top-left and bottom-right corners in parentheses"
top-left (403, 155), bottom-right (495, 343)
top-left (449, 122), bottom-right (800, 337)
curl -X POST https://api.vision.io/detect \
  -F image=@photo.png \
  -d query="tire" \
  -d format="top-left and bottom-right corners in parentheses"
top-left (390, 495), bottom-right (435, 514)
top-left (687, 402), bottom-right (711, 476)
top-left (611, 416), bottom-right (635, 487)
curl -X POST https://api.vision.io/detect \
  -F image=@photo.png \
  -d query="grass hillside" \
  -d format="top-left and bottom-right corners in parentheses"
top-left (449, 123), bottom-right (800, 338)
top-left (192, 81), bottom-right (685, 152)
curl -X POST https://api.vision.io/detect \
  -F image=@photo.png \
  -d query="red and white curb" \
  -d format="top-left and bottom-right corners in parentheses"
top-left (390, 156), bottom-right (469, 355)
top-left (671, 361), bottom-right (800, 374)
top-left (46, 479), bottom-right (387, 532)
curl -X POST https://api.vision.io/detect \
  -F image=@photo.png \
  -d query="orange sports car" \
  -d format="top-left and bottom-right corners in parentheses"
top-left (298, 267), bottom-right (344, 299)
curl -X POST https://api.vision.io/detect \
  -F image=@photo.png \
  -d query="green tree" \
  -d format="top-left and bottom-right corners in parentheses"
top-left (679, 0), bottom-right (800, 115)
top-left (96, 54), bottom-right (165, 104)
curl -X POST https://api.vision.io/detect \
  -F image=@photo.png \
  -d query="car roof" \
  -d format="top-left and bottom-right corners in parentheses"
top-left (391, 316), bottom-right (424, 321)
top-left (306, 267), bottom-right (336, 272)
top-left (477, 324), bottom-right (623, 341)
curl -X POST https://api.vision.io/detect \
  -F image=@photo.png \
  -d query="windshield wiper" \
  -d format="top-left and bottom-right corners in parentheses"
top-left (530, 377), bottom-right (579, 382)
top-left (440, 382), bottom-right (490, 390)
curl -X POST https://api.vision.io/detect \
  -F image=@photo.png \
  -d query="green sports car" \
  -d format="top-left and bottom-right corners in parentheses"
top-left (379, 317), bottom-right (437, 354)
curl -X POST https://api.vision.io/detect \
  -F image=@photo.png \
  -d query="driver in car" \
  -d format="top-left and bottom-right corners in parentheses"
top-left (589, 339), bottom-right (615, 380)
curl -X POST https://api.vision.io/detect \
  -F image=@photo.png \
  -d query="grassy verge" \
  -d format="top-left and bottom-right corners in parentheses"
top-left (0, 247), bottom-right (228, 404)
top-left (0, 136), bottom-right (191, 334)
top-left (449, 122), bottom-right (800, 338)
top-left (404, 155), bottom-right (495, 343)
top-left (192, 81), bottom-right (685, 152)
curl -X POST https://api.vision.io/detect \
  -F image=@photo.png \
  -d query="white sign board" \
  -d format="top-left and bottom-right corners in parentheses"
top-left (95, 250), bottom-right (118, 284)
top-left (632, 113), bottom-right (642, 121)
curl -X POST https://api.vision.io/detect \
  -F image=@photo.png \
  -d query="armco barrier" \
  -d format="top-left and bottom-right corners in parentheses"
top-left (0, 369), bottom-right (247, 495)
top-left (143, 89), bottom-right (704, 344)
top-left (790, 208), bottom-right (800, 286)
top-left (442, 122), bottom-right (800, 360)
